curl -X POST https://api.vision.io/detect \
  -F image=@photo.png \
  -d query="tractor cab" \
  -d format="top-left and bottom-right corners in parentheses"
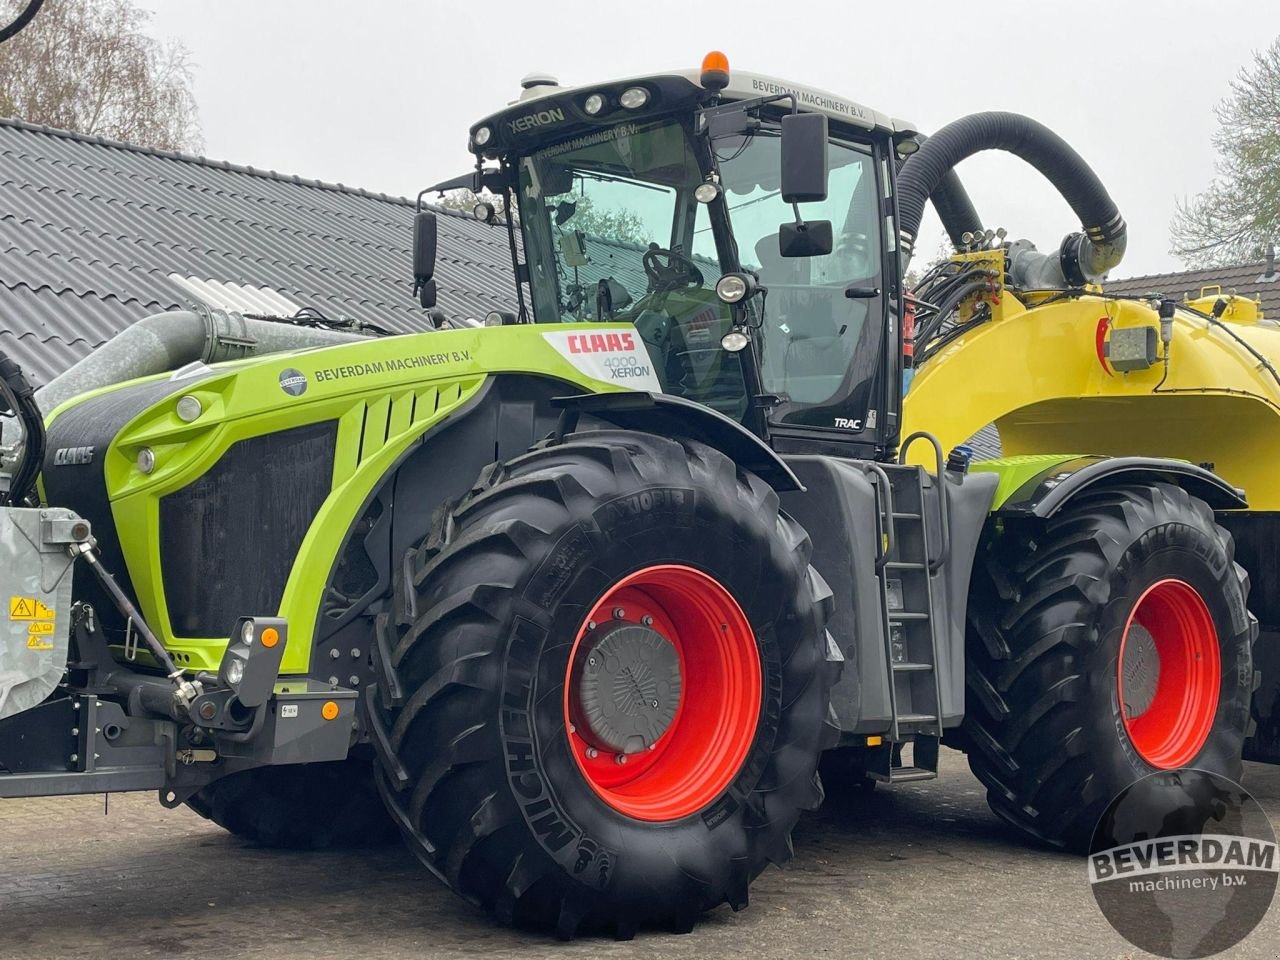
top-left (427, 54), bottom-right (918, 461)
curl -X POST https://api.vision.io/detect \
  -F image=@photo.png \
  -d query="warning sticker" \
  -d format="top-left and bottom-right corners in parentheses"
top-left (26, 636), bottom-right (53, 650)
top-left (27, 621), bottom-right (53, 635)
top-left (10, 597), bottom-right (56, 621)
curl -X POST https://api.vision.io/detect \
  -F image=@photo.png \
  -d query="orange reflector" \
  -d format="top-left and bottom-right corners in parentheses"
top-left (700, 50), bottom-right (730, 91)
top-left (260, 627), bottom-right (279, 648)
top-left (867, 735), bottom-right (883, 747)
top-left (321, 701), bottom-right (340, 721)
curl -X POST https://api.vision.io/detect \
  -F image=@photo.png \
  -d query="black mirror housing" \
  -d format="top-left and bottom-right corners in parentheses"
top-left (417, 277), bottom-right (438, 309)
top-left (779, 220), bottom-right (834, 258)
top-left (780, 112), bottom-right (828, 204)
top-left (413, 210), bottom-right (438, 305)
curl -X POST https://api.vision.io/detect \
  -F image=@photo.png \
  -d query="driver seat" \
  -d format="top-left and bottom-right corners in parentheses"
top-left (753, 237), bottom-right (849, 403)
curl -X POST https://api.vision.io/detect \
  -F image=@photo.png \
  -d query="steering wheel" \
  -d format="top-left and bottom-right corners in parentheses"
top-left (643, 244), bottom-right (704, 293)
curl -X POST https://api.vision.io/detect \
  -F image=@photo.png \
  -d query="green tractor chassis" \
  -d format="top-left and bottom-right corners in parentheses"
top-left (0, 53), bottom-right (1271, 939)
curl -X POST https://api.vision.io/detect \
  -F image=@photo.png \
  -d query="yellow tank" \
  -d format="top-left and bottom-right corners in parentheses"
top-left (902, 255), bottom-right (1280, 510)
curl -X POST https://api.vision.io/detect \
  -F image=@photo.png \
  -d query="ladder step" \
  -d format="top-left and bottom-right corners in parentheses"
top-left (868, 766), bottom-right (938, 784)
top-left (891, 511), bottom-right (921, 520)
top-left (884, 561), bottom-right (925, 571)
top-left (889, 611), bottom-right (930, 621)
top-left (892, 661), bottom-right (933, 672)
top-left (896, 713), bottom-right (937, 725)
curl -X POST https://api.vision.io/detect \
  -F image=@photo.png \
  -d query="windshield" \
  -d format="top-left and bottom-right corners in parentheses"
top-left (517, 118), bottom-right (748, 419)
top-left (696, 128), bottom-right (884, 430)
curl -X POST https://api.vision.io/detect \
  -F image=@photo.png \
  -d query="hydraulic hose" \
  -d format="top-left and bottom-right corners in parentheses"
top-left (897, 112), bottom-right (1126, 284)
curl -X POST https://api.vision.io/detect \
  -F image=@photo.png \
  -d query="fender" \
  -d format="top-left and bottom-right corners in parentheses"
top-left (979, 454), bottom-right (1248, 517)
top-left (551, 392), bottom-right (803, 492)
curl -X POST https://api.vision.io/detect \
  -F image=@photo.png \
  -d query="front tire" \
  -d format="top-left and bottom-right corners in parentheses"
top-left (186, 752), bottom-right (397, 849)
top-left (372, 430), bottom-right (837, 937)
top-left (964, 482), bottom-right (1255, 851)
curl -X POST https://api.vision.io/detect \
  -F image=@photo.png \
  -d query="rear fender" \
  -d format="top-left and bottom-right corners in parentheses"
top-left (975, 454), bottom-right (1247, 517)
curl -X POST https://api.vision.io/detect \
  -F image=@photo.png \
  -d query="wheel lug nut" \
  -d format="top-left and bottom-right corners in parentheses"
top-left (586, 747), bottom-right (598, 759)
top-left (615, 754), bottom-right (627, 765)
top-left (613, 607), bottom-right (626, 620)
top-left (641, 615), bottom-right (653, 627)
top-left (587, 620), bottom-right (597, 631)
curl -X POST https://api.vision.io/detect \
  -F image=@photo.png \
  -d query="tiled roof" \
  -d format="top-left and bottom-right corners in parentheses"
top-left (1104, 258), bottom-right (1280, 317)
top-left (0, 116), bottom-right (517, 385)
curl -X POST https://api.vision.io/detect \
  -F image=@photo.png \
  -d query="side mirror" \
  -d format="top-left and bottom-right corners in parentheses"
top-left (779, 220), bottom-right (834, 258)
top-left (780, 112), bottom-right (828, 204)
top-left (413, 210), bottom-right (438, 308)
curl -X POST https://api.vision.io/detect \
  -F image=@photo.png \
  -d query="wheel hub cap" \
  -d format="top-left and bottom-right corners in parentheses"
top-left (577, 622), bottom-right (682, 754)
top-left (1120, 623), bottom-right (1160, 718)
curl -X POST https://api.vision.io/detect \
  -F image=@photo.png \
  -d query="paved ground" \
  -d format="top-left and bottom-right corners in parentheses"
top-left (1, 751), bottom-right (1277, 960)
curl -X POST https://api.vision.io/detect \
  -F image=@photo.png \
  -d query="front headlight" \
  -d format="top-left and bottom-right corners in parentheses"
top-left (721, 328), bottom-right (751, 352)
top-left (584, 93), bottom-right (605, 115)
top-left (694, 182), bottom-right (721, 204)
top-left (715, 274), bottom-right (749, 303)
top-left (473, 125), bottom-right (492, 147)
top-left (225, 657), bottom-right (245, 686)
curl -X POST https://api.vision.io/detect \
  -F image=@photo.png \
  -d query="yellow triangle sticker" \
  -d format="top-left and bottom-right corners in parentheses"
top-left (26, 636), bottom-right (53, 650)
top-left (9, 596), bottom-right (35, 620)
top-left (27, 621), bottom-right (54, 635)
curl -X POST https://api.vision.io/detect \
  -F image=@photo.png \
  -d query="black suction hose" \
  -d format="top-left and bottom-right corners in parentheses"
top-left (902, 134), bottom-right (984, 248)
top-left (897, 112), bottom-right (1126, 281)
top-left (0, 349), bottom-right (44, 507)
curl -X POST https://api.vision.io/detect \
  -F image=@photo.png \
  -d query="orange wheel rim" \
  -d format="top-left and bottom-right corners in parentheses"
top-left (563, 564), bottom-right (761, 821)
top-left (1118, 578), bottom-right (1220, 768)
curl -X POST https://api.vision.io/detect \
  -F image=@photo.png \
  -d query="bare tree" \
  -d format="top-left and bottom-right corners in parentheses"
top-left (1170, 37), bottom-right (1280, 268)
top-left (0, 0), bottom-right (200, 151)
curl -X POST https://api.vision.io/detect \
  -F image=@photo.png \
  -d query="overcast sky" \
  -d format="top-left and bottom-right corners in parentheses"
top-left (141, 0), bottom-right (1280, 278)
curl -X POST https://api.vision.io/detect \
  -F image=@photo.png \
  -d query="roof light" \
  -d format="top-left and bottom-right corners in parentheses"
top-left (701, 51), bottom-right (730, 91)
top-left (584, 93), bottom-right (606, 116)
top-left (473, 126), bottom-right (492, 147)
top-left (619, 87), bottom-right (649, 110)
top-left (473, 200), bottom-right (497, 223)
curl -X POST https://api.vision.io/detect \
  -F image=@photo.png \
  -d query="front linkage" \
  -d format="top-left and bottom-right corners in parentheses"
top-left (0, 523), bottom-right (354, 803)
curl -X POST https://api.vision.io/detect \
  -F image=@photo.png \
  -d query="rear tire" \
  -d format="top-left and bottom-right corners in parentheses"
top-left (186, 752), bottom-right (397, 849)
top-left (372, 430), bottom-right (837, 937)
top-left (963, 482), bottom-right (1255, 851)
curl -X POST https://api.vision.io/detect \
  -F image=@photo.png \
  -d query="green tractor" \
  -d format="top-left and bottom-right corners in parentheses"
top-left (0, 53), bottom-right (1265, 938)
